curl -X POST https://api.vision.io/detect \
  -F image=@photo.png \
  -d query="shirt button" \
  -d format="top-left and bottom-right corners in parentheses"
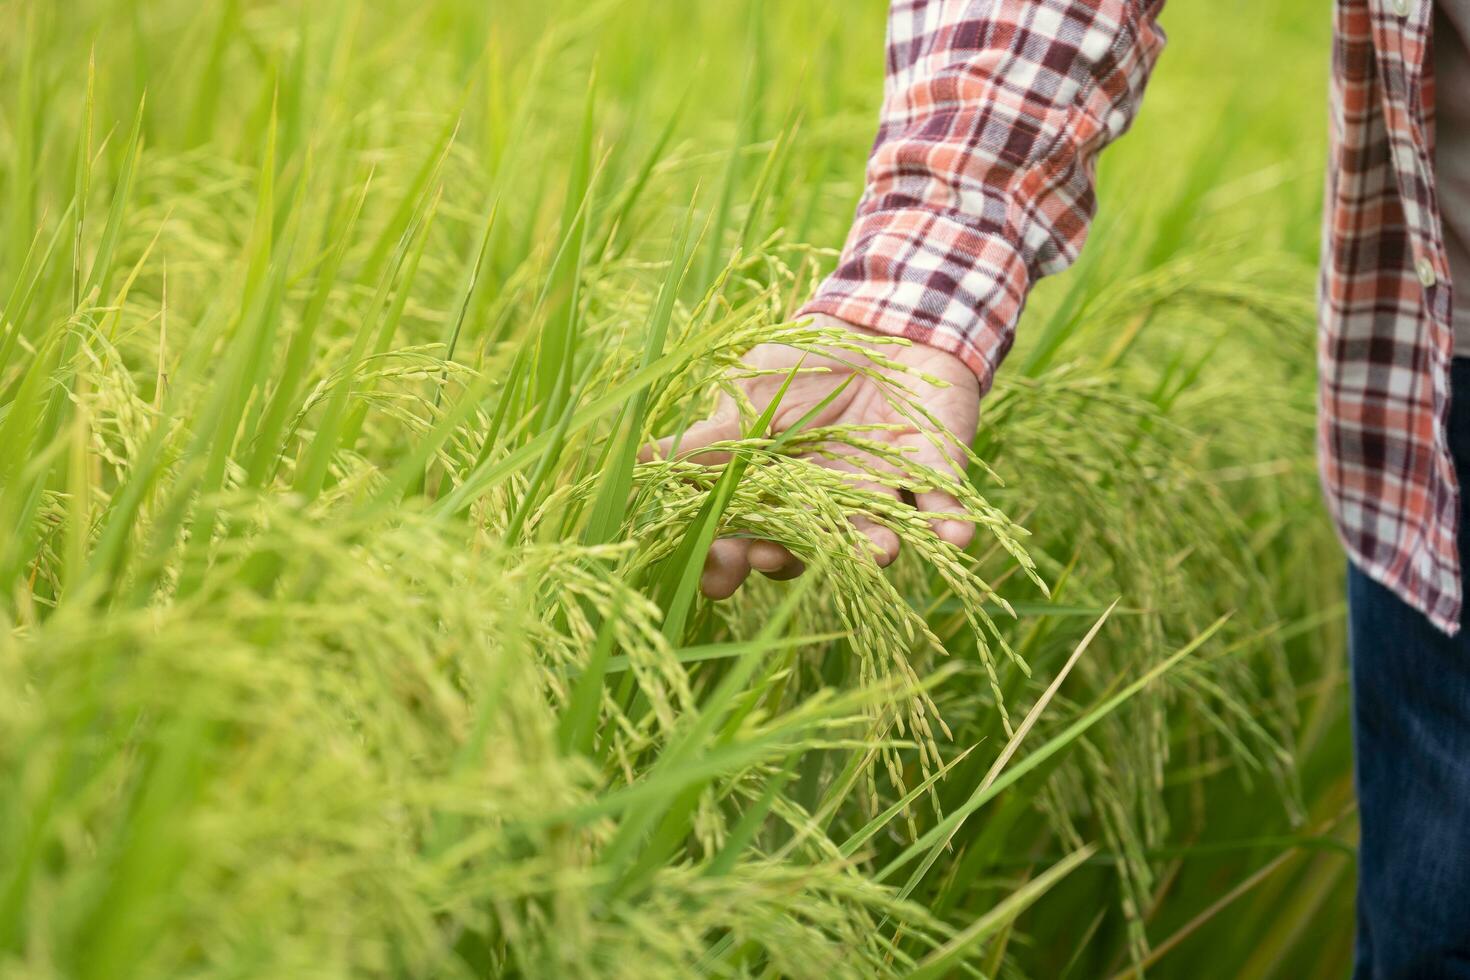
top-left (1416, 257), bottom-right (1437, 288)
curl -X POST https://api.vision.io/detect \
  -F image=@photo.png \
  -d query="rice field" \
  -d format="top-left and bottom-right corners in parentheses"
top-left (0, 0), bottom-right (1353, 977)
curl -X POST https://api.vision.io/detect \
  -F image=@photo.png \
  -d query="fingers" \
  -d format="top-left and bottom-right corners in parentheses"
top-left (749, 539), bottom-right (804, 580)
top-left (817, 450), bottom-right (904, 567)
top-left (896, 431), bottom-right (975, 550)
top-left (855, 516), bottom-right (902, 567)
top-left (921, 500), bottom-right (975, 550)
top-left (701, 538), bottom-right (801, 600)
top-left (700, 538), bottom-right (751, 599)
top-left (692, 438), bottom-right (961, 604)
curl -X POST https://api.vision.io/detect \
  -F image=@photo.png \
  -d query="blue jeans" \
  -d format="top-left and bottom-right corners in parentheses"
top-left (1348, 363), bottom-right (1470, 979)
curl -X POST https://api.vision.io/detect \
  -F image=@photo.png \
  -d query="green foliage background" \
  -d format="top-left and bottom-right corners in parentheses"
top-left (0, 0), bottom-right (1353, 977)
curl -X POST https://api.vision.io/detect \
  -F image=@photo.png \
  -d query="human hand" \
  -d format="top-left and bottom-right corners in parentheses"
top-left (648, 313), bottom-right (982, 598)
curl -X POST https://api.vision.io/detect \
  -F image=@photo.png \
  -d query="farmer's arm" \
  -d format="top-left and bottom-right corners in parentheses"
top-left (666, 0), bottom-right (1168, 598)
top-left (801, 0), bottom-right (1168, 394)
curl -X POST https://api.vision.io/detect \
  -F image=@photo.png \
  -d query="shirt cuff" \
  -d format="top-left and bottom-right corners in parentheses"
top-left (796, 207), bottom-right (1032, 395)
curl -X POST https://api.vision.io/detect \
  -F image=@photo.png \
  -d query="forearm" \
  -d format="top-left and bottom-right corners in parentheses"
top-left (802, 0), bottom-right (1167, 390)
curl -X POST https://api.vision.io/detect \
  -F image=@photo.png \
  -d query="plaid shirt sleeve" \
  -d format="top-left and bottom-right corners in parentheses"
top-left (800, 0), bottom-right (1167, 392)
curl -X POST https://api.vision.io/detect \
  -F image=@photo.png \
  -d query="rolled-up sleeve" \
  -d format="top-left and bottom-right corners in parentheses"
top-left (800, 0), bottom-right (1167, 391)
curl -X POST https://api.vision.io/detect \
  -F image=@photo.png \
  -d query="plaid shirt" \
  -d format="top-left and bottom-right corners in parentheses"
top-left (801, 0), bottom-right (1464, 633)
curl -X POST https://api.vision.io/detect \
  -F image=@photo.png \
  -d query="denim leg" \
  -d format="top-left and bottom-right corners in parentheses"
top-left (1348, 565), bottom-right (1470, 979)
